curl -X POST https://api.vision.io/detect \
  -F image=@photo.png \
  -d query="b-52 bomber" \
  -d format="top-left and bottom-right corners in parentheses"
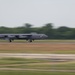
top-left (0, 33), bottom-right (48, 42)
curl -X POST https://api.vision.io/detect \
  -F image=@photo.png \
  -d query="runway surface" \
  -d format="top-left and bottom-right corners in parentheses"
top-left (0, 53), bottom-right (75, 60)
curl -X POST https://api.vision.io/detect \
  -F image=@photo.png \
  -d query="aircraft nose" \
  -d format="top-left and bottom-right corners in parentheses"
top-left (43, 34), bottom-right (48, 38)
top-left (45, 35), bottom-right (48, 38)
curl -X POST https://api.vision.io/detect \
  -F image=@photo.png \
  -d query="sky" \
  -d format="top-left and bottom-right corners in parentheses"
top-left (0, 0), bottom-right (75, 28)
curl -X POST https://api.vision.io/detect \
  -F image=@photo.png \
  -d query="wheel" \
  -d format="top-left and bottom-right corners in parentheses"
top-left (29, 39), bottom-right (32, 42)
top-left (9, 39), bottom-right (12, 42)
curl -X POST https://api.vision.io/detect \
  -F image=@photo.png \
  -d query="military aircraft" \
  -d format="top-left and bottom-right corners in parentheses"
top-left (0, 33), bottom-right (48, 42)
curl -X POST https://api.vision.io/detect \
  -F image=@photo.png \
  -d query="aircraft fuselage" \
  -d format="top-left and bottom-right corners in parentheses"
top-left (0, 33), bottom-right (48, 42)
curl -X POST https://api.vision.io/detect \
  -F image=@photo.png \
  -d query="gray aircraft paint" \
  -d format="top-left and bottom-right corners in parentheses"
top-left (0, 33), bottom-right (48, 42)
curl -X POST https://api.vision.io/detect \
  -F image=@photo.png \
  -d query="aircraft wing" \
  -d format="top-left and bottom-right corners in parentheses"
top-left (0, 34), bottom-right (32, 39)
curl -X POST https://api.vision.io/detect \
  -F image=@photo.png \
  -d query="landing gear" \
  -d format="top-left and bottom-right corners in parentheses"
top-left (9, 39), bottom-right (12, 42)
top-left (29, 39), bottom-right (32, 42)
top-left (5, 38), bottom-right (12, 42)
top-left (9, 39), bottom-right (14, 42)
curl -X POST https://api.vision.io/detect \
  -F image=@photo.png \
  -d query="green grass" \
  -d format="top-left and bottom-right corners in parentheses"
top-left (10, 61), bottom-right (75, 70)
top-left (1, 39), bottom-right (75, 43)
top-left (0, 71), bottom-right (75, 75)
top-left (0, 58), bottom-right (75, 70)
top-left (0, 58), bottom-right (47, 65)
top-left (0, 49), bottom-right (75, 54)
top-left (34, 39), bottom-right (75, 43)
top-left (13, 39), bottom-right (75, 43)
top-left (0, 58), bottom-right (75, 74)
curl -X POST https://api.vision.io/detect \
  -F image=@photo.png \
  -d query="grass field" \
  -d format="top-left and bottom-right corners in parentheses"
top-left (1, 39), bottom-right (75, 43)
top-left (0, 58), bottom-right (75, 70)
top-left (0, 71), bottom-right (75, 75)
top-left (0, 40), bottom-right (75, 74)
top-left (0, 58), bottom-right (75, 75)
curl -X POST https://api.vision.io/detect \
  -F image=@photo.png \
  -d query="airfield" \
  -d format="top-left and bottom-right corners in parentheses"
top-left (0, 40), bottom-right (75, 54)
top-left (0, 40), bottom-right (75, 75)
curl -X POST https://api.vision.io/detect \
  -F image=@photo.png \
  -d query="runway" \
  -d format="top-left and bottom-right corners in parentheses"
top-left (0, 53), bottom-right (75, 60)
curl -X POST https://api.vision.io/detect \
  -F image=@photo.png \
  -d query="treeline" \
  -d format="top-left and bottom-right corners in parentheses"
top-left (0, 23), bottom-right (75, 39)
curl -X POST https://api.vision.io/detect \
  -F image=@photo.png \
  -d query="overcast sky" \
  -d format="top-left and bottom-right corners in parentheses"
top-left (0, 0), bottom-right (75, 28)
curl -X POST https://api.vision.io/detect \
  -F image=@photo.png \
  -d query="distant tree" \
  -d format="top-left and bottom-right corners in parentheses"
top-left (57, 26), bottom-right (70, 33)
top-left (70, 28), bottom-right (75, 39)
top-left (24, 23), bottom-right (32, 28)
top-left (1, 23), bottom-right (75, 39)
top-left (23, 23), bottom-right (33, 33)
top-left (56, 26), bottom-right (71, 39)
top-left (0, 26), bottom-right (12, 33)
top-left (41, 23), bottom-right (54, 38)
